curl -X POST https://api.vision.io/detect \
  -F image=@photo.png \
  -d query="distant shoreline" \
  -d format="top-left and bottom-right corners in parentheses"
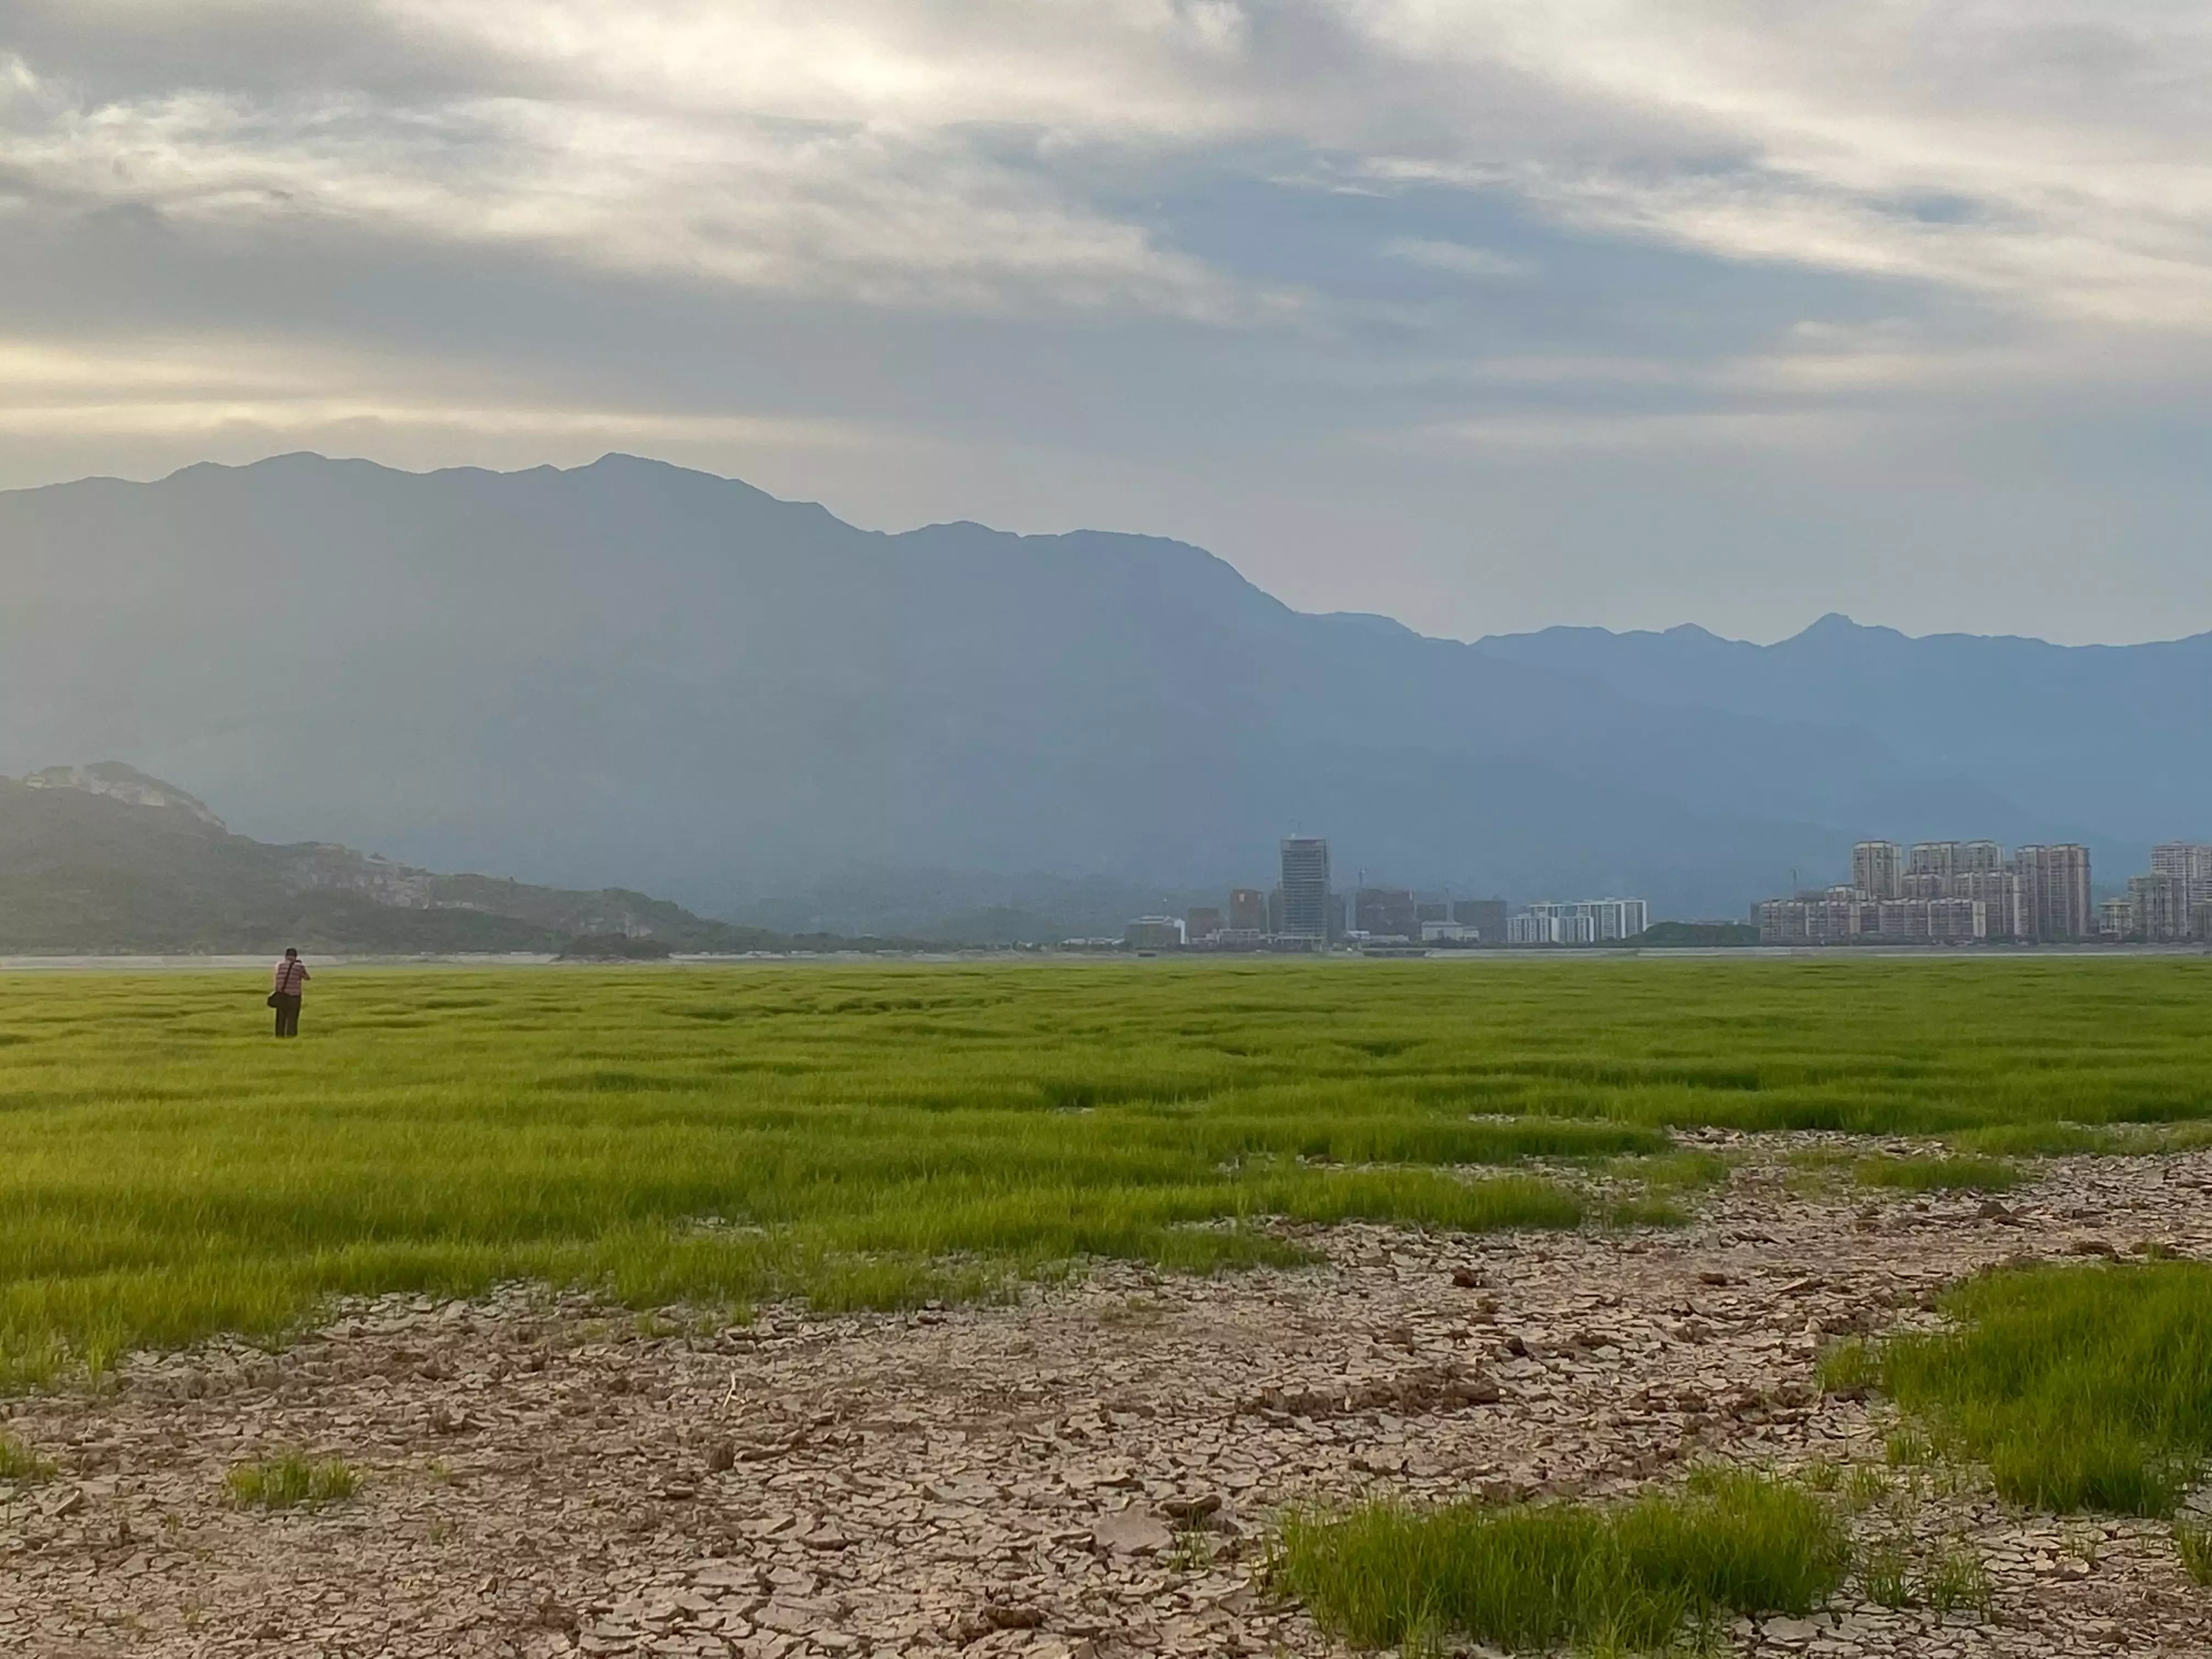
top-left (2, 944), bottom-right (2207, 972)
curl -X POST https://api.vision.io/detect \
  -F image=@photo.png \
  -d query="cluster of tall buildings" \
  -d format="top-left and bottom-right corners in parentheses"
top-left (1122, 838), bottom-right (1646, 951)
top-left (1759, 839), bottom-right (2212, 945)
top-left (2101, 844), bottom-right (2212, 941)
top-left (1759, 839), bottom-right (2088, 944)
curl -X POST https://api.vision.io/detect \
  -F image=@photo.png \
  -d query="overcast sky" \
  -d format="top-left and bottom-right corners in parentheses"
top-left (4, 2), bottom-right (2210, 643)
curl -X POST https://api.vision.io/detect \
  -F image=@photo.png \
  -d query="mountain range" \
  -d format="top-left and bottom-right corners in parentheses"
top-left (2, 452), bottom-right (2203, 935)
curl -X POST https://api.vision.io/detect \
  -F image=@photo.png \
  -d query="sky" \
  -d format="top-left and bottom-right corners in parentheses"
top-left (4, 1), bottom-right (2211, 644)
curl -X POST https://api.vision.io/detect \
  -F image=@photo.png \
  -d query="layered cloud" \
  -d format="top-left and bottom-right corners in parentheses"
top-left (3, 2), bottom-right (2211, 639)
top-left (11, 2), bottom-right (2211, 324)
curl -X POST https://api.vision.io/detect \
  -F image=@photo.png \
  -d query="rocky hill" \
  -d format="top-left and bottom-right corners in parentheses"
top-left (0, 765), bottom-right (898, 955)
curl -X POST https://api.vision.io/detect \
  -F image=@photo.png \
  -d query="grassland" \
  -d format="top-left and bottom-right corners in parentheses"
top-left (1853, 1260), bottom-right (2212, 1516)
top-left (1275, 1469), bottom-right (1850, 1655)
top-left (2, 954), bottom-right (2210, 1386)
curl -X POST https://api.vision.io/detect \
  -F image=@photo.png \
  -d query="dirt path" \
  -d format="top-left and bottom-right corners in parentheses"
top-left (5, 1139), bottom-right (2211, 1657)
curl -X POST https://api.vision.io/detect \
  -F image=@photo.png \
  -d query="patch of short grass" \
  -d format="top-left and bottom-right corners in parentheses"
top-left (2172, 1521), bottom-right (2212, 1585)
top-left (1861, 1534), bottom-right (1990, 1613)
top-left (1606, 1150), bottom-right (1730, 1191)
top-left (1951, 1121), bottom-right (2212, 1159)
top-left (1854, 1155), bottom-right (2019, 1193)
top-left (1877, 1261), bottom-right (2212, 1515)
top-left (1603, 1197), bottom-right (1690, 1229)
top-left (1816, 1338), bottom-right (1879, 1400)
top-left (225, 1452), bottom-right (359, 1510)
top-left (1600, 1150), bottom-right (1726, 1228)
top-left (0, 1430), bottom-right (54, 1482)
top-left (1273, 1468), bottom-right (1849, 1656)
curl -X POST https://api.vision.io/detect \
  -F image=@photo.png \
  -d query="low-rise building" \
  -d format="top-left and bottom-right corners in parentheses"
top-left (1452, 898), bottom-right (1509, 941)
top-left (1123, 916), bottom-right (1183, 951)
top-left (1353, 887), bottom-right (1418, 941)
top-left (1228, 887), bottom-right (1269, 933)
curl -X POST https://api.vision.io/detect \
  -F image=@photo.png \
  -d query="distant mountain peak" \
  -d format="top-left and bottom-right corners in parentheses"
top-left (19, 763), bottom-right (227, 830)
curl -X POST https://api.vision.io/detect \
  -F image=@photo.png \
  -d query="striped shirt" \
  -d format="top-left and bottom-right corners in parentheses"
top-left (272, 959), bottom-right (309, 996)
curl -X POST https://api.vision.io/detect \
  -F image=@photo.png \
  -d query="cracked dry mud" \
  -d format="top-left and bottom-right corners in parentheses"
top-left (6, 1138), bottom-right (2212, 1658)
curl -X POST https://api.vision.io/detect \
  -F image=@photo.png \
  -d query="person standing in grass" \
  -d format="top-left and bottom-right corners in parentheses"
top-left (270, 948), bottom-right (309, 1037)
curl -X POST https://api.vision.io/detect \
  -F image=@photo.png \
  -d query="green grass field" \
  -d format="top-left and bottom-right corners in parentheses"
top-left (1276, 1469), bottom-right (1850, 1655)
top-left (2, 955), bottom-right (2210, 1386)
top-left (1855, 1260), bottom-right (2212, 1516)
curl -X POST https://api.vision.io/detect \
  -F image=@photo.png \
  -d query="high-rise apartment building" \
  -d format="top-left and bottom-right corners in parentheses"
top-left (1583, 898), bottom-right (1649, 940)
top-left (1954, 868), bottom-right (2021, 938)
top-left (2152, 844), bottom-right (2212, 927)
top-left (1227, 888), bottom-right (1269, 933)
top-left (1853, 841), bottom-right (1904, 900)
top-left (1908, 842), bottom-right (1960, 882)
top-left (1510, 899), bottom-right (1643, 945)
top-left (1511, 905), bottom-right (1598, 945)
top-left (2128, 873), bottom-right (2190, 943)
top-left (1960, 840), bottom-right (2005, 874)
top-left (2015, 844), bottom-right (2093, 942)
top-left (1278, 838), bottom-right (1333, 942)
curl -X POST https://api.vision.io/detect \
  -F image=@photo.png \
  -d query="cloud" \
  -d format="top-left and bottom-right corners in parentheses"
top-left (0, 56), bottom-right (1257, 318)
top-left (1383, 238), bottom-right (1532, 279)
top-left (8, 4), bottom-right (2212, 330)
top-left (4, 2), bottom-right (2212, 641)
top-left (0, 332), bottom-right (893, 450)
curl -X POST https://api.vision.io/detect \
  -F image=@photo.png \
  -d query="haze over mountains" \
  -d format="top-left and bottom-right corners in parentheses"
top-left (0, 763), bottom-right (866, 956)
top-left (2, 454), bottom-right (2202, 935)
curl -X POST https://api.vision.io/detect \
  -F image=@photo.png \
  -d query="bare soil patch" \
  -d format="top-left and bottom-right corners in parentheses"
top-left (5, 1138), bottom-right (2211, 1657)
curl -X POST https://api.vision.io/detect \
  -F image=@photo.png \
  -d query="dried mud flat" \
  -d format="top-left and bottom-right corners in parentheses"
top-left (7, 1139), bottom-right (2212, 1659)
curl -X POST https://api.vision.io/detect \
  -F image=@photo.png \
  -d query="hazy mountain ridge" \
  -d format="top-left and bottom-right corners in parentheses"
top-left (1476, 617), bottom-right (2212, 848)
top-left (0, 453), bottom-right (2179, 926)
top-left (0, 768), bottom-right (902, 954)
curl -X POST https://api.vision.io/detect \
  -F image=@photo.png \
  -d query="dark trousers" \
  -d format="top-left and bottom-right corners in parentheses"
top-left (273, 994), bottom-right (302, 1037)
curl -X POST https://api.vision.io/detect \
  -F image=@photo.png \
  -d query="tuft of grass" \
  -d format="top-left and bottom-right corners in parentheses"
top-left (1606, 1150), bottom-right (1730, 1191)
top-left (1920, 1545), bottom-right (1993, 1615)
top-left (2174, 1521), bottom-right (2212, 1585)
top-left (0, 1429), bottom-right (55, 1482)
top-left (1839, 1464), bottom-right (1891, 1513)
top-left (1861, 1535), bottom-right (1990, 1613)
top-left (1861, 1534), bottom-right (1912, 1607)
top-left (1817, 1339), bottom-right (1878, 1400)
top-left (1884, 1430), bottom-right (1934, 1468)
top-left (1602, 1197), bottom-right (1689, 1229)
top-left (1274, 1468), bottom-right (1849, 1655)
top-left (225, 1452), bottom-right (359, 1510)
top-left (1855, 1155), bottom-right (2019, 1193)
top-left (1877, 1261), bottom-right (2212, 1516)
